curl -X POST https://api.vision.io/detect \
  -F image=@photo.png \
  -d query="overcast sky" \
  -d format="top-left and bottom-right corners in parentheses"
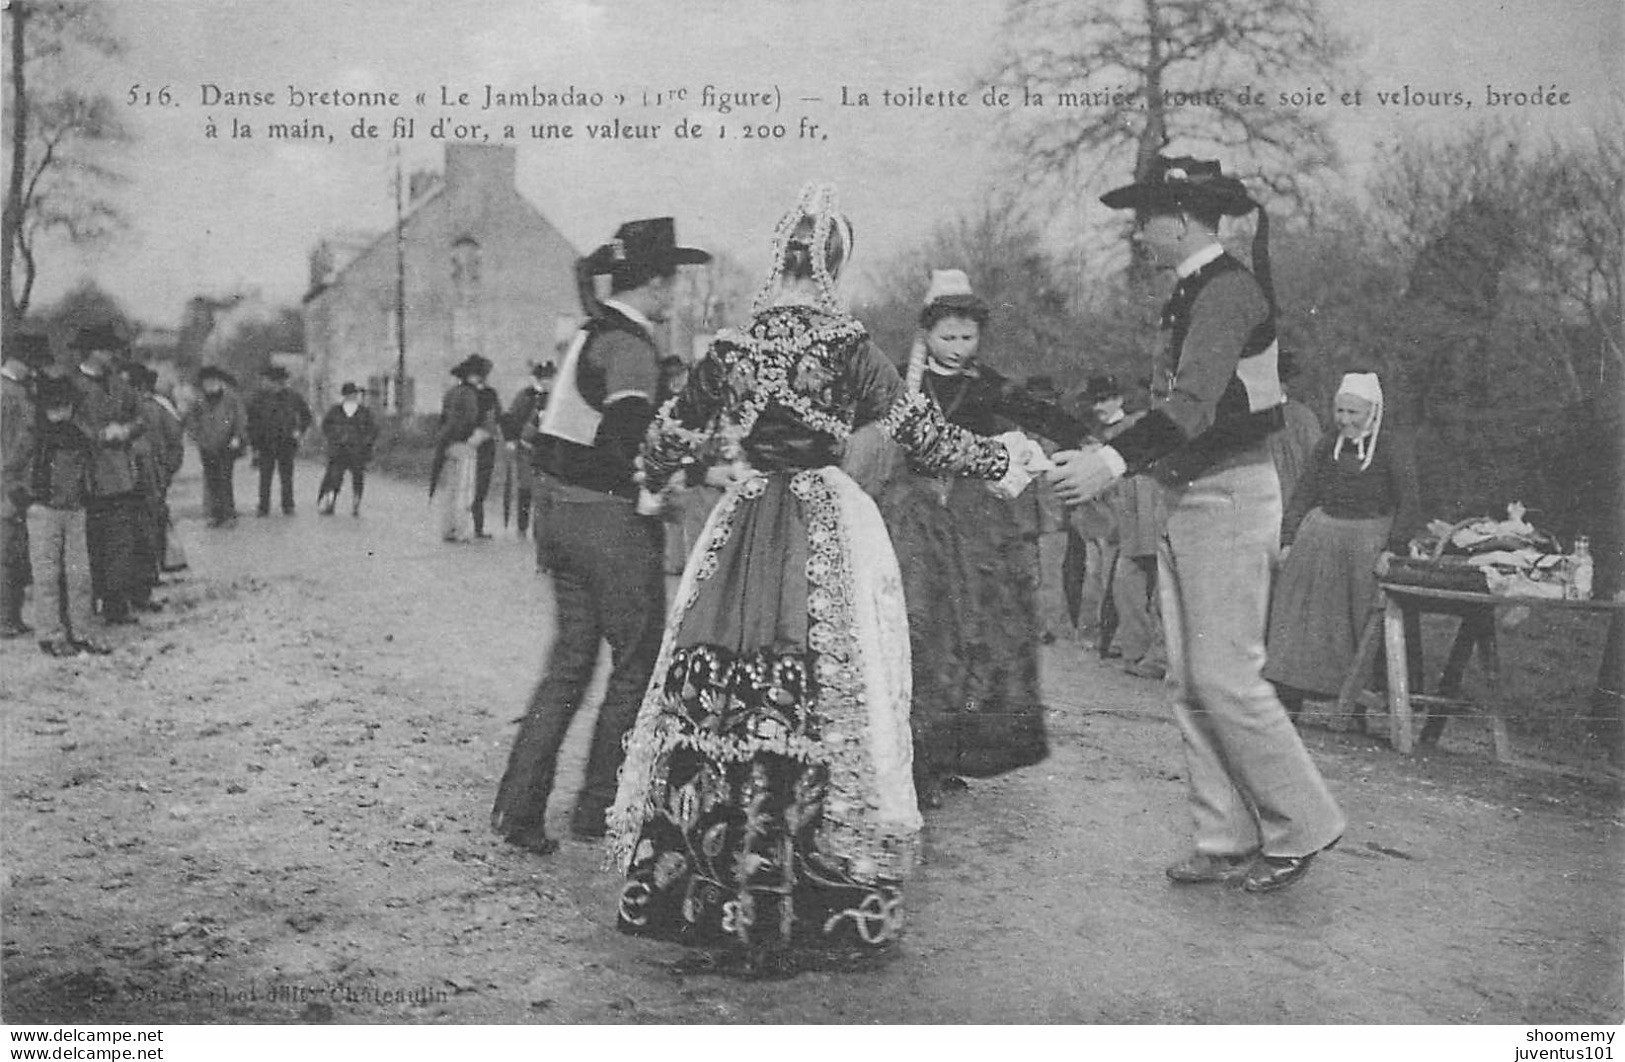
top-left (29, 0), bottom-right (1624, 326)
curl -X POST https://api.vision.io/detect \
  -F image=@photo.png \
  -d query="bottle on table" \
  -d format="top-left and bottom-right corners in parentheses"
top-left (1568, 536), bottom-right (1593, 601)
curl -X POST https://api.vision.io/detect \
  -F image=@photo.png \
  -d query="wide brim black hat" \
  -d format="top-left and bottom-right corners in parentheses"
top-left (68, 324), bottom-right (129, 354)
top-left (197, 365), bottom-right (236, 386)
top-left (594, 217), bottom-right (711, 272)
top-left (1100, 155), bottom-right (1258, 216)
top-left (340, 381), bottom-right (363, 395)
top-left (7, 332), bottom-right (54, 367)
top-left (451, 354), bottom-right (492, 379)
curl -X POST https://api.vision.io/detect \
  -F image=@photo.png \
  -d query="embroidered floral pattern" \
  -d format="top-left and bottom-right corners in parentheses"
top-left (609, 299), bottom-right (1017, 957)
top-left (880, 390), bottom-right (1010, 480)
top-left (642, 308), bottom-right (855, 482)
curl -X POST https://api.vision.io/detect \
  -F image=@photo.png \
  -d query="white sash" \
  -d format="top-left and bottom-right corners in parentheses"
top-left (536, 326), bottom-right (598, 446)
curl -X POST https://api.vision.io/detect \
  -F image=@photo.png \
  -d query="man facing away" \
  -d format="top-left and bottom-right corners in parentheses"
top-left (1047, 156), bottom-right (1344, 893)
top-left (490, 217), bottom-right (709, 855)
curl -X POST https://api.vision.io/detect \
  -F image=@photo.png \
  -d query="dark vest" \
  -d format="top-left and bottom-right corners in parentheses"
top-left (1153, 253), bottom-right (1285, 482)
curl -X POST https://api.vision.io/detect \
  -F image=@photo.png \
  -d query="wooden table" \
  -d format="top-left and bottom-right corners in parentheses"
top-left (1335, 583), bottom-right (1625, 762)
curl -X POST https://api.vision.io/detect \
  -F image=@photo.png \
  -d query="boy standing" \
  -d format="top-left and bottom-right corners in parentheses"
top-left (27, 375), bottom-right (110, 657)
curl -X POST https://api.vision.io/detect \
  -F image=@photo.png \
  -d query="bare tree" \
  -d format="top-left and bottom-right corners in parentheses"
top-left (2, 0), bottom-right (129, 330)
top-left (1368, 117), bottom-right (1624, 411)
top-left (853, 195), bottom-right (1089, 386)
top-left (985, 0), bottom-right (1347, 271)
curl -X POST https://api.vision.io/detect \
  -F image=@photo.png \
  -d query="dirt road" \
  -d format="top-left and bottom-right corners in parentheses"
top-left (3, 460), bottom-right (1621, 1026)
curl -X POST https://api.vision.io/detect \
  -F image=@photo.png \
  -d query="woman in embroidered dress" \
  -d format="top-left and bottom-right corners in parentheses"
top-left (606, 184), bottom-right (1045, 976)
top-left (875, 271), bottom-right (1090, 807)
top-left (1264, 371), bottom-right (1422, 717)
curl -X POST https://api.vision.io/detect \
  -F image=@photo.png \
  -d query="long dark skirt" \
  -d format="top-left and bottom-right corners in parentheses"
top-left (879, 472), bottom-right (1049, 790)
top-left (608, 468), bottom-right (917, 967)
top-left (85, 493), bottom-right (148, 615)
top-left (1264, 510), bottom-right (1393, 698)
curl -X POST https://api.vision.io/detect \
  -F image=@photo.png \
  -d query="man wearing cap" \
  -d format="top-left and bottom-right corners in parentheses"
top-left (68, 325), bottom-right (147, 625)
top-left (185, 366), bottom-right (248, 527)
top-left (502, 362), bottom-right (554, 538)
top-left (1048, 156), bottom-right (1344, 893)
top-left (491, 217), bottom-right (709, 855)
top-left (247, 365), bottom-right (313, 517)
top-left (1, 333), bottom-right (54, 637)
top-left (317, 383), bottom-right (380, 517)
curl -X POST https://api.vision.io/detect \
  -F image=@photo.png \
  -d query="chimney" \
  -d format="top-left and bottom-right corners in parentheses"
top-left (444, 144), bottom-right (516, 228)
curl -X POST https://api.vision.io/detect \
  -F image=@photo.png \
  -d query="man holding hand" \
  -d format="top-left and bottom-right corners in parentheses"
top-left (1048, 156), bottom-right (1343, 893)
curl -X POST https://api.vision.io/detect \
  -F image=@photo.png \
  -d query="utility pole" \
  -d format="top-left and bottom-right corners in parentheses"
top-left (3, 2), bottom-right (33, 334)
top-left (392, 146), bottom-right (408, 414)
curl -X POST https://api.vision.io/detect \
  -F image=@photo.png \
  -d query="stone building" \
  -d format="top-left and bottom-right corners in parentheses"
top-left (302, 144), bottom-right (581, 414)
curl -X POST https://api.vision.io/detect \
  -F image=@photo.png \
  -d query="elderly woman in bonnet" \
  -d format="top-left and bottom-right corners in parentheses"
top-left (1265, 370), bottom-right (1423, 719)
top-left (607, 184), bottom-right (1048, 977)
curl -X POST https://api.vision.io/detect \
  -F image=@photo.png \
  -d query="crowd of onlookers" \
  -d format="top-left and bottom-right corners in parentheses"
top-left (0, 324), bottom-right (385, 658)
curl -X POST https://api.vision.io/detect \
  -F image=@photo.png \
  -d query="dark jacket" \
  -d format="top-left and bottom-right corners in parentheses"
top-left (247, 385), bottom-right (313, 450)
top-left (185, 389), bottom-right (248, 454)
top-left (28, 416), bottom-right (95, 511)
top-left (130, 394), bottom-right (183, 497)
top-left (1, 372), bottom-right (33, 517)
top-left (1107, 252), bottom-right (1285, 484)
top-left (1282, 428), bottom-right (1423, 553)
top-left (322, 402), bottom-right (380, 459)
top-left (503, 382), bottom-right (550, 443)
top-left (69, 367), bottom-right (146, 497)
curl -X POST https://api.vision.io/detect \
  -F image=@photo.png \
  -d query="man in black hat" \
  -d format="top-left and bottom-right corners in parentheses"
top-left (247, 364), bottom-right (313, 516)
top-left (502, 362), bottom-right (554, 537)
top-left (1, 332), bottom-right (54, 637)
top-left (492, 217), bottom-right (709, 855)
top-left (1047, 156), bottom-right (1344, 893)
top-left (432, 354), bottom-right (499, 542)
top-left (67, 325), bottom-right (147, 624)
top-left (184, 366), bottom-right (248, 527)
top-left (317, 383), bottom-right (380, 517)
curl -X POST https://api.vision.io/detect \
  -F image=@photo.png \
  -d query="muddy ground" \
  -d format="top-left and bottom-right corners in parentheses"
top-left (2, 460), bottom-right (1621, 1028)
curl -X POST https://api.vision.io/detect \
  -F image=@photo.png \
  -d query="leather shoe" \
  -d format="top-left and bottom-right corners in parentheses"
top-left (1243, 853), bottom-right (1316, 893)
top-left (1243, 837), bottom-right (1340, 893)
top-left (1166, 851), bottom-right (1255, 886)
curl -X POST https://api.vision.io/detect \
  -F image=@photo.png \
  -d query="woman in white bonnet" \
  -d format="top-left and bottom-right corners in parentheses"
top-left (1265, 369), bottom-right (1423, 718)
